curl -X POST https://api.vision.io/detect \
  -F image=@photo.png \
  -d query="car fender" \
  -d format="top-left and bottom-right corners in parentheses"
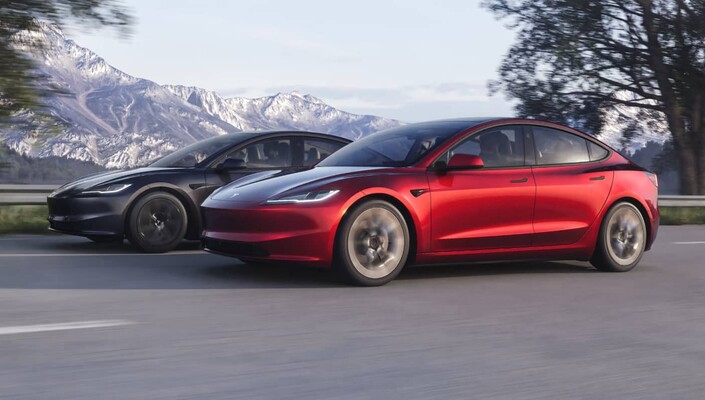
top-left (325, 185), bottom-right (430, 265)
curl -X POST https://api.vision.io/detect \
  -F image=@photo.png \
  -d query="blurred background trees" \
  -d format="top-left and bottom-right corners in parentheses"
top-left (484, 0), bottom-right (705, 194)
top-left (0, 0), bottom-right (132, 177)
top-left (0, 0), bottom-right (133, 119)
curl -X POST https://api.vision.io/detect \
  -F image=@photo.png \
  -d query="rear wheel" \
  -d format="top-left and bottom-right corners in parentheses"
top-left (335, 200), bottom-right (410, 286)
top-left (127, 192), bottom-right (188, 253)
top-left (591, 202), bottom-right (646, 272)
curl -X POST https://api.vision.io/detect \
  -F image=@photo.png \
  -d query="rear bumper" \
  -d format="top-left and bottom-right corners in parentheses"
top-left (647, 204), bottom-right (659, 251)
top-left (47, 195), bottom-right (126, 238)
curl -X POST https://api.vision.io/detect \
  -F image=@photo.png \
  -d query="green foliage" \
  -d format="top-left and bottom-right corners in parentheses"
top-left (0, 205), bottom-right (48, 234)
top-left (484, 0), bottom-right (705, 194)
top-left (0, 0), bottom-right (133, 119)
top-left (659, 206), bottom-right (705, 225)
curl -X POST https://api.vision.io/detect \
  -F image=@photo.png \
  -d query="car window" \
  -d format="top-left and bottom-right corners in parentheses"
top-left (318, 121), bottom-right (472, 167)
top-left (439, 126), bottom-right (525, 168)
top-left (533, 127), bottom-right (590, 165)
top-left (218, 138), bottom-right (293, 169)
top-left (303, 139), bottom-right (346, 167)
top-left (588, 141), bottom-right (609, 161)
top-left (149, 135), bottom-right (241, 167)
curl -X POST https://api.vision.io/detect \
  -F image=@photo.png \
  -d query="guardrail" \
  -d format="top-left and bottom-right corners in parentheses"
top-left (658, 195), bottom-right (705, 207)
top-left (0, 184), bottom-right (58, 205)
top-left (2, 184), bottom-right (705, 207)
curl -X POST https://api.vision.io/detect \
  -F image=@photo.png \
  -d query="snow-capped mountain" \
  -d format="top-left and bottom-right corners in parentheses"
top-left (1, 23), bottom-right (400, 169)
top-left (164, 86), bottom-right (398, 141)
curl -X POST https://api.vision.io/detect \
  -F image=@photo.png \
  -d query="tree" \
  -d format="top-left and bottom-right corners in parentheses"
top-left (484, 0), bottom-right (705, 194)
top-left (0, 0), bottom-right (132, 119)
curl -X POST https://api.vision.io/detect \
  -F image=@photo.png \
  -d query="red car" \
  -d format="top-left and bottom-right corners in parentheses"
top-left (201, 118), bottom-right (659, 286)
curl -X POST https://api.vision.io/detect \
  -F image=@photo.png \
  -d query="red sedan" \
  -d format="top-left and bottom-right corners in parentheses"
top-left (201, 118), bottom-right (659, 286)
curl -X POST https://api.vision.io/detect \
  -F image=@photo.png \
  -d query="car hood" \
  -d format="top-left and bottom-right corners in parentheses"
top-left (208, 166), bottom-right (386, 203)
top-left (51, 167), bottom-right (190, 196)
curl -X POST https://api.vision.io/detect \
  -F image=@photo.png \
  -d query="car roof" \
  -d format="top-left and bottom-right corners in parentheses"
top-left (218, 130), bottom-right (351, 143)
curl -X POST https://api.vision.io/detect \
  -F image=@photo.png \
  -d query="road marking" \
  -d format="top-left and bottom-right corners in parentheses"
top-left (0, 320), bottom-right (134, 336)
top-left (672, 241), bottom-right (705, 245)
top-left (0, 251), bottom-right (207, 257)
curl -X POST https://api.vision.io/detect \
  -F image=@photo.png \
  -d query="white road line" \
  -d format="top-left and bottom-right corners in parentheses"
top-left (0, 320), bottom-right (134, 336)
top-left (672, 241), bottom-right (705, 245)
top-left (0, 251), bottom-right (207, 257)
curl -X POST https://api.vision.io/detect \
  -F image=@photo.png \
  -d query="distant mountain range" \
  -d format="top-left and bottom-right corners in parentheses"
top-left (0, 23), bottom-right (400, 169)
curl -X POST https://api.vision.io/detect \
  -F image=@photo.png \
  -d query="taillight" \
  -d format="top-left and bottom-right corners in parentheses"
top-left (645, 172), bottom-right (658, 187)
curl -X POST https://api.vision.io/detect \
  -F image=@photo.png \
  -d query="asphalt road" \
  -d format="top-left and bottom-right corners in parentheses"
top-left (1, 227), bottom-right (705, 399)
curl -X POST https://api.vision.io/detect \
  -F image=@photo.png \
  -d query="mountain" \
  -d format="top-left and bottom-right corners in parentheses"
top-left (164, 86), bottom-right (397, 141)
top-left (0, 23), bottom-right (400, 169)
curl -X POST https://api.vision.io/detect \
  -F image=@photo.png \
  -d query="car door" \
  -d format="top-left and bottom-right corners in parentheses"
top-left (529, 126), bottom-right (614, 246)
top-left (427, 126), bottom-right (536, 251)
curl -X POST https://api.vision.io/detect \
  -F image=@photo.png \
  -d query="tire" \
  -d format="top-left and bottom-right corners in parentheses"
top-left (87, 235), bottom-right (120, 243)
top-left (335, 200), bottom-right (410, 286)
top-left (591, 202), bottom-right (647, 272)
top-left (127, 191), bottom-right (188, 253)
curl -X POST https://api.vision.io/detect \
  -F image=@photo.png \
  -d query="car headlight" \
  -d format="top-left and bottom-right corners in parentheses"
top-left (81, 183), bottom-right (133, 195)
top-left (265, 189), bottom-right (339, 204)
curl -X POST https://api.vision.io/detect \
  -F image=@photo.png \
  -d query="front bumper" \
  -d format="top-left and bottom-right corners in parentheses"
top-left (47, 195), bottom-right (126, 237)
top-left (201, 200), bottom-right (340, 267)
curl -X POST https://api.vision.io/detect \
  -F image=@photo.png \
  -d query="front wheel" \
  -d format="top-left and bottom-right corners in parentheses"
top-left (591, 202), bottom-right (647, 272)
top-left (127, 192), bottom-right (188, 253)
top-left (335, 200), bottom-right (410, 286)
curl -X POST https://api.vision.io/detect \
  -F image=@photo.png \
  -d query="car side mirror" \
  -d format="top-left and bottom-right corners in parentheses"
top-left (218, 158), bottom-right (247, 171)
top-left (442, 154), bottom-right (484, 171)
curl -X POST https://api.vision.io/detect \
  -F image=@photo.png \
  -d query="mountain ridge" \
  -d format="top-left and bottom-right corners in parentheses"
top-left (0, 23), bottom-right (401, 169)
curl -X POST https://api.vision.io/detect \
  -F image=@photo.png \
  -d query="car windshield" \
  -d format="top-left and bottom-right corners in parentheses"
top-left (149, 135), bottom-right (240, 167)
top-left (317, 121), bottom-right (475, 167)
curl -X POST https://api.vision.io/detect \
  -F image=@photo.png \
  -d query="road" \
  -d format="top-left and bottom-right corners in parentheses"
top-left (1, 227), bottom-right (705, 399)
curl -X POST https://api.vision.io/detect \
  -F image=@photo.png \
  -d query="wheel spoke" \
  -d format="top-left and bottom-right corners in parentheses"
top-left (346, 206), bottom-right (406, 279)
top-left (605, 205), bottom-right (645, 266)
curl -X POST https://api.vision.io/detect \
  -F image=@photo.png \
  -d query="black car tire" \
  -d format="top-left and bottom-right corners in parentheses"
top-left (591, 202), bottom-right (647, 272)
top-left (127, 191), bottom-right (188, 253)
top-left (335, 199), bottom-right (410, 286)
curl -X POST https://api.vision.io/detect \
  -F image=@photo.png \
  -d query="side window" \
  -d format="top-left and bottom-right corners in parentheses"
top-left (533, 127), bottom-right (590, 165)
top-left (220, 138), bottom-right (292, 169)
top-left (588, 141), bottom-right (609, 161)
top-left (303, 139), bottom-right (346, 167)
top-left (439, 126), bottom-right (525, 168)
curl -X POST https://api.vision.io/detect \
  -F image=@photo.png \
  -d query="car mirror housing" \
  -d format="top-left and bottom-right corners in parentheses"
top-left (433, 154), bottom-right (484, 172)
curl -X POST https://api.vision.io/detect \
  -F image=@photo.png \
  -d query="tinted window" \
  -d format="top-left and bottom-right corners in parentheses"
top-left (303, 139), bottom-right (346, 166)
top-left (438, 126), bottom-right (525, 168)
top-left (149, 135), bottom-right (240, 167)
top-left (218, 138), bottom-right (292, 169)
top-left (318, 121), bottom-right (474, 167)
top-left (533, 127), bottom-right (590, 165)
top-left (588, 141), bottom-right (609, 161)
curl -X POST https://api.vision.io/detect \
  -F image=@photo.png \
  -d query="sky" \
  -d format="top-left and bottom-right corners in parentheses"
top-left (68, 0), bottom-right (517, 122)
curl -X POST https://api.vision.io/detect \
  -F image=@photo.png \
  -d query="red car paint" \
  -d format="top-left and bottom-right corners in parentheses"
top-left (201, 118), bottom-right (659, 268)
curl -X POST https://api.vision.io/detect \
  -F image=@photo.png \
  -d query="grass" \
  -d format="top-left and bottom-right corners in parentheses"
top-left (0, 205), bottom-right (703, 236)
top-left (659, 206), bottom-right (705, 225)
top-left (0, 205), bottom-right (50, 235)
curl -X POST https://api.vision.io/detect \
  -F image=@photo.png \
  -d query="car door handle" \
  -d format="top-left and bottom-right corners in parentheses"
top-left (589, 175), bottom-right (606, 181)
top-left (510, 178), bottom-right (528, 183)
